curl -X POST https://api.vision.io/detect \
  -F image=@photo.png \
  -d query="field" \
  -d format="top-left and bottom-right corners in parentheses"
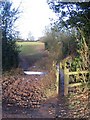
top-left (17, 41), bottom-right (45, 56)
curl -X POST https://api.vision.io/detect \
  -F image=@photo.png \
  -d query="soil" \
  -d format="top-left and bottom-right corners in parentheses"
top-left (2, 95), bottom-right (68, 118)
top-left (2, 92), bottom-right (89, 118)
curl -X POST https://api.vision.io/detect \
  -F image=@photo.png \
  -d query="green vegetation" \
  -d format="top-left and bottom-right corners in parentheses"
top-left (47, 1), bottom-right (90, 67)
top-left (47, 1), bottom-right (90, 56)
top-left (1, 0), bottom-right (20, 71)
top-left (46, 1), bottom-right (90, 93)
top-left (43, 27), bottom-right (77, 63)
top-left (17, 41), bottom-right (45, 56)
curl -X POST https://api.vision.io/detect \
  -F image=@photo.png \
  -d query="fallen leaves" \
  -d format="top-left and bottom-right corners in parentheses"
top-left (67, 88), bottom-right (89, 118)
top-left (2, 74), bottom-right (47, 108)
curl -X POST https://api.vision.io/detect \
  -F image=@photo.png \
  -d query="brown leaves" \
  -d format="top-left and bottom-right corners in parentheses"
top-left (67, 91), bottom-right (89, 118)
top-left (2, 75), bottom-right (46, 108)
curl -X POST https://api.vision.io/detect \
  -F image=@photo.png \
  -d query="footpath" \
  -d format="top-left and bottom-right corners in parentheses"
top-left (3, 95), bottom-right (69, 118)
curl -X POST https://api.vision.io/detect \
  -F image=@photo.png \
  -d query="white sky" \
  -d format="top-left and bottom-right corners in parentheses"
top-left (12, 0), bottom-right (57, 40)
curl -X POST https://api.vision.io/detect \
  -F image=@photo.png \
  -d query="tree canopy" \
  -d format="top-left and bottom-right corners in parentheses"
top-left (47, 1), bottom-right (90, 41)
top-left (43, 25), bottom-right (77, 63)
top-left (47, 1), bottom-right (90, 71)
top-left (1, 0), bottom-right (20, 71)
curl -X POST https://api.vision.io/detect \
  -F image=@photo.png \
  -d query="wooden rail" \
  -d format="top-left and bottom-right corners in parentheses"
top-left (68, 83), bottom-right (82, 87)
top-left (68, 71), bottom-right (89, 75)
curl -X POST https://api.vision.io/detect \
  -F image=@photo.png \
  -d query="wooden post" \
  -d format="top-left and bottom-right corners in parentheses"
top-left (56, 65), bottom-right (59, 94)
top-left (64, 62), bottom-right (69, 96)
top-left (60, 62), bottom-right (62, 69)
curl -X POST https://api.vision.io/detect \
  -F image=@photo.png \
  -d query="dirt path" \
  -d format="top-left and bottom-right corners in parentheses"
top-left (19, 51), bottom-right (48, 70)
top-left (3, 95), bottom-right (69, 118)
top-left (19, 56), bottom-right (30, 70)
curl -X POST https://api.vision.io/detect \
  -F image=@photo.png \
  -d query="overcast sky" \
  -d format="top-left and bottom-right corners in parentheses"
top-left (11, 0), bottom-right (57, 40)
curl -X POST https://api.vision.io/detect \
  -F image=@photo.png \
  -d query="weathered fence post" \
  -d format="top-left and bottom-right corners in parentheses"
top-left (64, 62), bottom-right (69, 96)
top-left (56, 65), bottom-right (60, 94)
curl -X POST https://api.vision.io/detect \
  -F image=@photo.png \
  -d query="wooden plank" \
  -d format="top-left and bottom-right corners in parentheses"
top-left (67, 71), bottom-right (89, 75)
top-left (68, 83), bottom-right (82, 87)
top-left (64, 73), bottom-right (69, 95)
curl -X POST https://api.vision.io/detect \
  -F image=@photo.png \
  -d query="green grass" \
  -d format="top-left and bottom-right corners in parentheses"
top-left (17, 41), bottom-right (45, 56)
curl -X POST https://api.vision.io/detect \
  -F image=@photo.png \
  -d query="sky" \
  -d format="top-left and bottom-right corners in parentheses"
top-left (11, 0), bottom-right (57, 40)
